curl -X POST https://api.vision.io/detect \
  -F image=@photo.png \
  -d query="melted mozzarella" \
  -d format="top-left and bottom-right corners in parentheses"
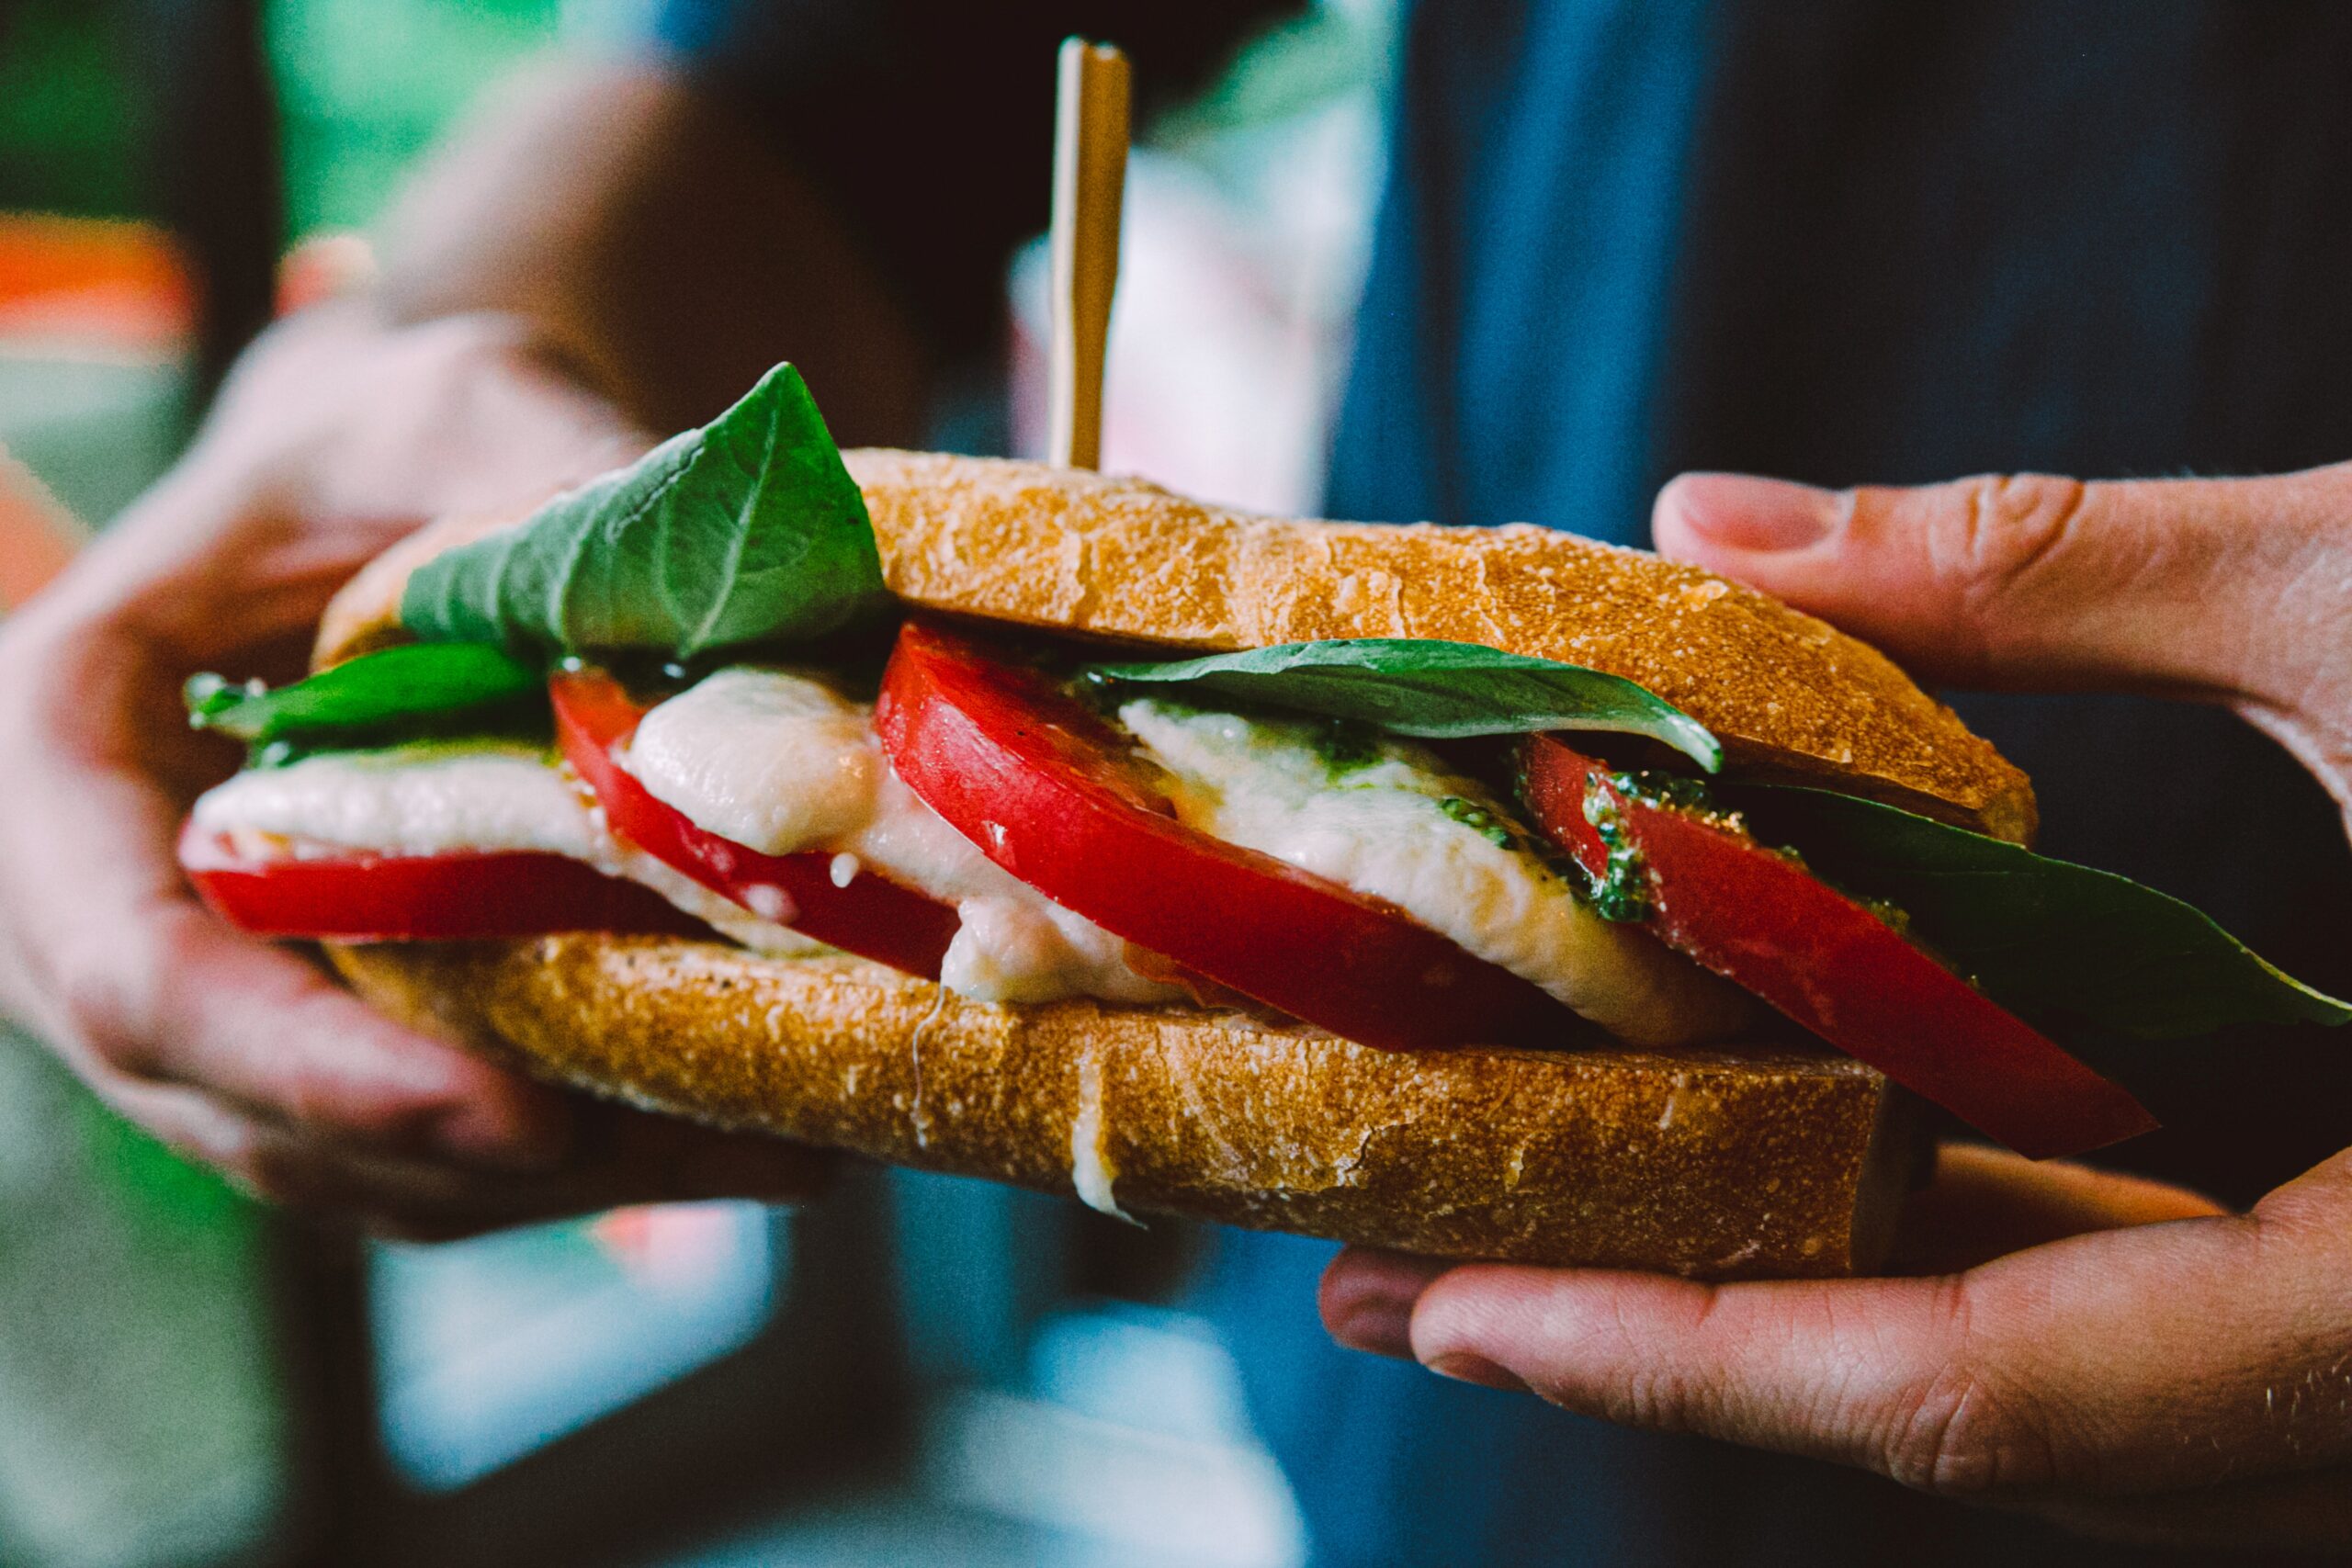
top-left (628, 668), bottom-right (877, 852)
top-left (1117, 701), bottom-right (1750, 1047)
top-left (190, 743), bottom-right (819, 954)
top-left (193, 743), bottom-right (601, 861)
top-left (1068, 1050), bottom-right (1134, 1222)
top-left (626, 669), bottom-right (1182, 1008)
top-left (191, 669), bottom-right (1749, 1045)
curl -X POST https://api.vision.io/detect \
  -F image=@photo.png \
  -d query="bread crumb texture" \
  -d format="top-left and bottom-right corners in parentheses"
top-left (852, 451), bottom-right (2034, 841)
top-left (334, 937), bottom-right (1905, 1280)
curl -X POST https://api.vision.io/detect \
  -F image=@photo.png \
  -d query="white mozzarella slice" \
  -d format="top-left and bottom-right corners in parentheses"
top-left (1116, 700), bottom-right (1749, 1047)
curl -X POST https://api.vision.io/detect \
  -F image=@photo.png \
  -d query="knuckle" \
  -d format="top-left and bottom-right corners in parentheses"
top-left (56, 910), bottom-right (210, 1081)
top-left (51, 940), bottom-right (151, 1078)
top-left (1881, 1357), bottom-right (2060, 1499)
top-left (1887, 471), bottom-right (2095, 679)
top-left (1944, 472), bottom-right (2090, 613)
top-left (270, 1075), bottom-right (375, 1145)
top-left (1611, 1364), bottom-right (1700, 1430)
top-left (271, 1052), bottom-right (438, 1150)
top-left (401, 313), bottom-right (580, 410)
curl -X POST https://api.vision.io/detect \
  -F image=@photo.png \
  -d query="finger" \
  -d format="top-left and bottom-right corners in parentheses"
top-left (1650, 466), bottom-right (2351, 708)
top-left (1890, 1143), bottom-right (2225, 1274)
top-left (198, 303), bottom-right (650, 524)
top-left (1319, 1247), bottom-right (1453, 1359)
top-left (283, 1120), bottom-right (832, 1242)
top-left (62, 896), bottom-right (574, 1171)
top-left (1400, 1181), bottom-right (2352, 1501)
top-left (111, 1074), bottom-right (831, 1239)
top-left (1315, 1151), bottom-right (2227, 1361)
top-left (0, 693), bottom-right (577, 1173)
top-left (97, 1075), bottom-right (548, 1224)
top-left (333, 1116), bottom-right (833, 1240)
top-left (1400, 1265), bottom-right (2053, 1495)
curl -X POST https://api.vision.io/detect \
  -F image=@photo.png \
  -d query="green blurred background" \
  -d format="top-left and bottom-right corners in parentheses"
top-left (0, 0), bottom-right (595, 529)
top-left (8, 0), bottom-right (573, 231)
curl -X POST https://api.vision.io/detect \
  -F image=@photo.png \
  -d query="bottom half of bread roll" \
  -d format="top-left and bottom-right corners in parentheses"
top-left (332, 935), bottom-right (1919, 1280)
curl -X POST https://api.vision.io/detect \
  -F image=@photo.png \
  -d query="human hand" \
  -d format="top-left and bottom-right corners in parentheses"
top-left (0, 302), bottom-right (829, 1240)
top-left (1323, 466), bottom-right (2352, 1547)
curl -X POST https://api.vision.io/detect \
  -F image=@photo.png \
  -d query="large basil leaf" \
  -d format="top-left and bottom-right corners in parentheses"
top-left (186, 642), bottom-right (542, 743)
top-left (400, 363), bottom-right (885, 658)
top-left (1088, 638), bottom-right (1722, 772)
top-left (1730, 784), bottom-right (2352, 1040)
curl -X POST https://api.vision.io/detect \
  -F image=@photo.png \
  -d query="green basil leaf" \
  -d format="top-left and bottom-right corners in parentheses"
top-left (185, 642), bottom-right (542, 743)
top-left (399, 363), bottom-right (885, 658)
top-left (1729, 784), bottom-right (2352, 1040)
top-left (1088, 638), bottom-right (1722, 772)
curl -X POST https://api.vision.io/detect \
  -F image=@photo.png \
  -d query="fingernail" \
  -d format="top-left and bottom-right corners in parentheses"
top-left (1666, 474), bottom-right (1838, 552)
top-left (1333, 1293), bottom-right (1418, 1358)
top-left (1320, 1249), bottom-right (1448, 1358)
top-left (1426, 1352), bottom-right (1532, 1395)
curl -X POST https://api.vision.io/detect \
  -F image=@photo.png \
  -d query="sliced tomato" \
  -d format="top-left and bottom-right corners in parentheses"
top-left (874, 620), bottom-right (1567, 1051)
top-left (180, 823), bottom-right (709, 942)
top-left (1521, 736), bottom-right (2156, 1157)
top-left (550, 669), bottom-right (959, 979)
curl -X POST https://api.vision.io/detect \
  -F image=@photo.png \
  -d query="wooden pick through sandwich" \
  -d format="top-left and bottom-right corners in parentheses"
top-left (1047, 38), bottom-right (1130, 471)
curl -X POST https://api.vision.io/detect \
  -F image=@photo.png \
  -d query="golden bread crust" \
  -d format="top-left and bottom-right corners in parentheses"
top-left (315, 452), bottom-right (2034, 840)
top-left (852, 452), bottom-right (2033, 840)
top-left (314, 506), bottom-right (530, 665)
top-left (332, 937), bottom-right (1912, 1280)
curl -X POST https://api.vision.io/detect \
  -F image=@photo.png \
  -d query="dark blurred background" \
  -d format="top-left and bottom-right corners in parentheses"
top-left (0, 3), bottom-right (1393, 1562)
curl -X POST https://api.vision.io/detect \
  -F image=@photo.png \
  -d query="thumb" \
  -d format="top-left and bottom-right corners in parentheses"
top-left (1651, 466), bottom-right (2351, 710)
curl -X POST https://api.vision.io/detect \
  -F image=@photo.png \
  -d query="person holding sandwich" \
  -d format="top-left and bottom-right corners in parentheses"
top-left (4, 2), bottom-right (2351, 1562)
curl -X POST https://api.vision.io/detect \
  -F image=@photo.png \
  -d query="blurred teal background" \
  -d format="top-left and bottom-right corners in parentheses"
top-left (0, 4), bottom-right (1391, 1563)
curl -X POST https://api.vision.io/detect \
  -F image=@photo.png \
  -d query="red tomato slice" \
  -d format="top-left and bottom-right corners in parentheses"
top-left (180, 822), bottom-right (709, 942)
top-left (1521, 736), bottom-right (2157, 1156)
top-left (550, 669), bottom-right (959, 979)
top-left (874, 620), bottom-right (1568, 1051)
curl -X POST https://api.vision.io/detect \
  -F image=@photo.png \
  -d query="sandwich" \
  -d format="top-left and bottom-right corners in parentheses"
top-left (176, 366), bottom-right (2351, 1280)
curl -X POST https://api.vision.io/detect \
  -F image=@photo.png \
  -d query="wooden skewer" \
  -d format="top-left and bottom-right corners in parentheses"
top-left (1047, 37), bottom-right (1131, 471)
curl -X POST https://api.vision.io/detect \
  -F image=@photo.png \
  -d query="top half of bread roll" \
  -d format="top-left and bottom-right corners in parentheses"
top-left (315, 449), bottom-right (2035, 843)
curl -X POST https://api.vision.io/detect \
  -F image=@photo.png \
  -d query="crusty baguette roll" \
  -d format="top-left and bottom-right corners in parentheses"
top-left (306, 453), bottom-right (2029, 1278)
top-left (322, 451), bottom-right (2034, 841)
top-left (332, 940), bottom-right (1916, 1279)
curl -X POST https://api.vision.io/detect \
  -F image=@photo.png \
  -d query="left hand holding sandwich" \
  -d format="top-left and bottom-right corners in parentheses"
top-left (0, 305), bottom-right (832, 1240)
top-left (1323, 465), bottom-right (2352, 1547)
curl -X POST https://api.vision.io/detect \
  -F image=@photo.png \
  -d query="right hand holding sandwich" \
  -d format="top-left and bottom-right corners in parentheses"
top-left (1658, 467), bottom-right (2352, 811)
top-left (0, 303), bottom-right (830, 1239)
top-left (1323, 464), bottom-right (2352, 1547)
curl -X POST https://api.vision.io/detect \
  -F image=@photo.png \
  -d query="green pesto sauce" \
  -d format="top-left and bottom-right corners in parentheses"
top-left (1300, 716), bottom-right (1388, 774)
top-left (1579, 776), bottom-right (1655, 922)
top-left (1577, 768), bottom-right (1747, 923)
top-left (1605, 767), bottom-right (1718, 815)
top-left (1437, 795), bottom-right (1516, 849)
